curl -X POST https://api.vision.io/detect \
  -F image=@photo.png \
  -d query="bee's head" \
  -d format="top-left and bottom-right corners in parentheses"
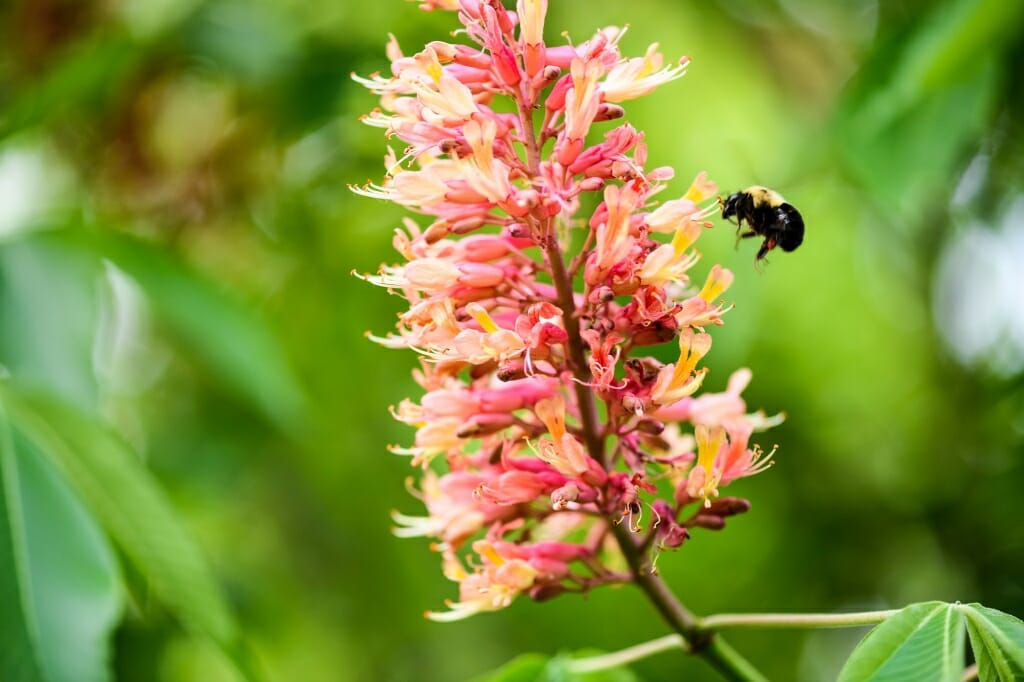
top-left (720, 192), bottom-right (743, 220)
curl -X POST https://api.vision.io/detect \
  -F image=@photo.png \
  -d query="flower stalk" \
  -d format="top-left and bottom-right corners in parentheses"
top-left (353, 1), bottom-right (786, 678)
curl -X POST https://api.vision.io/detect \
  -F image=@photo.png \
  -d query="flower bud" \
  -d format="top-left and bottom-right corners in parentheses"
top-left (550, 482), bottom-right (579, 510)
top-left (635, 418), bottom-right (665, 435)
top-left (595, 103), bottom-right (625, 122)
top-left (704, 496), bottom-right (751, 517)
top-left (423, 222), bottom-right (452, 244)
top-left (631, 324), bottom-right (677, 347)
top-left (457, 262), bottom-right (506, 288)
top-left (531, 64), bottom-right (562, 91)
top-left (450, 216), bottom-right (487, 235)
top-left (659, 525), bottom-right (690, 548)
top-left (587, 285), bottom-right (615, 305)
top-left (687, 514), bottom-right (726, 531)
top-left (456, 413), bottom-right (517, 437)
top-left (426, 41), bottom-right (457, 62)
top-left (545, 73), bottom-right (572, 111)
top-left (529, 583), bottom-right (565, 602)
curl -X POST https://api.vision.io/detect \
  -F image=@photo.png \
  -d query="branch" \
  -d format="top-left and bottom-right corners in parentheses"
top-left (699, 610), bottom-right (899, 631)
top-left (567, 634), bottom-right (686, 673)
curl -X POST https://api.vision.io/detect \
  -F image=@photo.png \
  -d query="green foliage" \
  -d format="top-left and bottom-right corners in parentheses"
top-left (832, 0), bottom-right (1023, 219)
top-left (480, 652), bottom-right (639, 682)
top-left (838, 602), bottom-right (965, 682)
top-left (51, 229), bottom-right (309, 436)
top-left (0, 35), bottom-right (141, 141)
top-left (964, 604), bottom-right (1024, 681)
top-left (839, 602), bottom-right (1024, 682)
top-left (0, 405), bottom-right (121, 682)
top-left (0, 387), bottom-right (256, 681)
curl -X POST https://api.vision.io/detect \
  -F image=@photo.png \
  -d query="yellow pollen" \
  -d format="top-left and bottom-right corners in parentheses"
top-left (479, 543), bottom-right (505, 566)
top-left (467, 303), bottom-right (499, 333)
top-left (427, 60), bottom-right (443, 84)
top-left (669, 332), bottom-right (708, 387)
top-left (699, 268), bottom-right (732, 302)
top-left (684, 175), bottom-right (714, 203)
top-left (671, 222), bottom-right (700, 256)
top-left (696, 425), bottom-right (726, 473)
top-left (639, 56), bottom-right (654, 78)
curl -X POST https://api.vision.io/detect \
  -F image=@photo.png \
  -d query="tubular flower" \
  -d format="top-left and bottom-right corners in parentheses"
top-left (686, 424), bottom-right (726, 504)
top-left (427, 543), bottom-right (539, 622)
top-left (534, 396), bottom-right (603, 482)
top-left (602, 45), bottom-right (689, 103)
top-left (650, 329), bottom-right (712, 407)
top-left (355, 0), bottom-right (782, 621)
top-left (638, 220), bottom-right (703, 286)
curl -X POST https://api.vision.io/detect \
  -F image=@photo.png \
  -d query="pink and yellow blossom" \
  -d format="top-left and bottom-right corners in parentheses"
top-left (354, 0), bottom-right (782, 622)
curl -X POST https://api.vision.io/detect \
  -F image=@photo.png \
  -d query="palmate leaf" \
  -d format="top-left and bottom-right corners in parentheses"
top-left (837, 602), bottom-right (965, 682)
top-left (962, 603), bottom-right (1024, 682)
top-left (0, 385), bottom-right (258, 680)
top-left (839, 601), bottom-right (1024, 682)
top-left (0, 404), bottom-right (122, 682)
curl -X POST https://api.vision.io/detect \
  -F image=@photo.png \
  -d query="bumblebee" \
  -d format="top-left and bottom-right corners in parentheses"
top-left (720, 186), bottom-right (804, 263)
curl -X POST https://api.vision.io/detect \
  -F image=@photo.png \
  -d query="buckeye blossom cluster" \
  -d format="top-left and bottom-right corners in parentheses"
top-left (353, 0), bottom-right (781, 621)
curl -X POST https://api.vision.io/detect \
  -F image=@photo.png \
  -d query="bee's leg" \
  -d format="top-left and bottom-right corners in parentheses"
top-left (735, 224), bottom-right (756, 248)
top-left (755, 239), bottom-right (775, 261)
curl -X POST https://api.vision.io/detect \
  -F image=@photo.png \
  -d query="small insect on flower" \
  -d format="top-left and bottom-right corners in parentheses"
top-left (720, 186), bottom-right (804, 263)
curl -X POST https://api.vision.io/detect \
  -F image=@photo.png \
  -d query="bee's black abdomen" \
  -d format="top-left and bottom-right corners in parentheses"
top-left (776, 203), bottom-right (804, 252)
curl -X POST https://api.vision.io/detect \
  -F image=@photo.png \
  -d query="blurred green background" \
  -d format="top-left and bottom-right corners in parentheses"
top-left (1, 0), bottom-right (1022, 680)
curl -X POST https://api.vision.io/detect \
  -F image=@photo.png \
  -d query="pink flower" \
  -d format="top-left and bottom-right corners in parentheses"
top-left (392, 470), bottom-right (515, 546)
top-left (355, 0), bottom-right (783, 621)
top-left (650, 329), bottom-right (712, 407)
top-left (427, 542), bottom-right (538, 621)
top-left (602, 45), bottom-right (689, 103)
top-left (534, 395), bottom-right (605, 484)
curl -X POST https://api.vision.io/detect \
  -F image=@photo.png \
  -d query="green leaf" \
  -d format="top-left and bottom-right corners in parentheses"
top-left (0, 403), bottom-right (122, 682)
top-left (832, 0), bottom-right (1022, 219)
top-left (477, 652), bottom-right (640, 682)
top-left (0, 237), bottom-right (102, 411)
top-left (39, 229), bottom-right (308, 437)
top-left (546, 652), bottom-right (641, 682)
top-left (838, 601), bottom-right (965, 682)
top-left (0, 36), bottom-right (139, 140)
top-left (0, 385), bottom-right (259, 680)
top-left (961, 603), bottom-right (1024, 682)
top-left (477, 654), bottom-right (548, 682)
